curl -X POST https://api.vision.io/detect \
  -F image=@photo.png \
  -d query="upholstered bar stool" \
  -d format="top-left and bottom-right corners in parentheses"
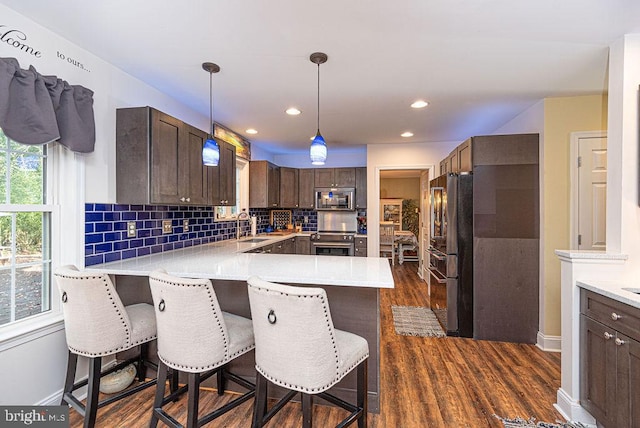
top-left (54, 265), bottom-right (158, 428)
top-left (247, 276), bottom-right (369, 428)
top-left (148, 270), bottom-right (255, 428)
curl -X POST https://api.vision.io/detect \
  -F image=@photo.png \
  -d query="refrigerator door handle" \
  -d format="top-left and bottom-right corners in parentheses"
top-left (446, 173), bottom-right (459, 255)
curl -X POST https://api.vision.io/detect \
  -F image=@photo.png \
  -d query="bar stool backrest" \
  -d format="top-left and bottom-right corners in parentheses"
top-left (247, 276), bottom-right (340, 393)
top-left (54, 265), bottom-right (133, 357)
top-left (148, 270), bottom-right (231, 373)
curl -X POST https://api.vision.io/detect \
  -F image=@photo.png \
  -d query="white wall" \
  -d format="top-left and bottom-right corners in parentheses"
top-left (608, 34), bottom-right (640, 279)
top-left (366, 141), bottom-right (456, 253)
top-left (272, 147), bottom-right (367, 168)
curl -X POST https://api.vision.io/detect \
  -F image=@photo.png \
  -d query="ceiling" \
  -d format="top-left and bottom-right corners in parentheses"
top-left (4, 1), bottom-right (640, 156)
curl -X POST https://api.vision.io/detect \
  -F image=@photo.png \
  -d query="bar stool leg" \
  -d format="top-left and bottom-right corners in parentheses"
top-left (137, 343), bottom-right (148, 382)
top-left (150, 361), bottom-right (169, 428)
top-left (301, 393), bottom-right (313, 428)
top-left (84, 357), bottom-right (102, 428)
top-left (61, 351), bottom-right (78, 406)
top-left (216, 364), bottom-right (226, 396)
top-left (357, 360), bottom-right (368, 428)
top-left (251, 373), bottom-right (268, 428)
top-left (186, 373), bottom-right (200, 428)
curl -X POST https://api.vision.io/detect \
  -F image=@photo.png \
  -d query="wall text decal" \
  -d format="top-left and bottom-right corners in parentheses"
top-left (56, 50), bottom-right (91, 72)
top-left (0, 25), bottom-right (42, 58)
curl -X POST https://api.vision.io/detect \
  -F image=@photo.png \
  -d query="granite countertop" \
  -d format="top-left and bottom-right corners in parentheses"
top-left (577, 279), bottom-right (640, 310)
top-left (85, 232), bottom-right (394, 289)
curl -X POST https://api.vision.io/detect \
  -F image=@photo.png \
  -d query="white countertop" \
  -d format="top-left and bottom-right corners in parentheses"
top-left (577, 279), bottom-right (640, 309)
top-left (86, 233), bottom-right (394, 288)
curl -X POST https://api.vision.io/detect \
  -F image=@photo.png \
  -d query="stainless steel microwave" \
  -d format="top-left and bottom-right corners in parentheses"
top-left (314, 188), bottom-right (355, 211)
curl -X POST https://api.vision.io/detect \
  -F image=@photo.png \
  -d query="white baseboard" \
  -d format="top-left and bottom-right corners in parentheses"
top-left (555, 388), bottom-right (596, 427)
top-left (535, 331), bottom-right (561, 352)
top-left (36, 389), bottom-right (64, 406)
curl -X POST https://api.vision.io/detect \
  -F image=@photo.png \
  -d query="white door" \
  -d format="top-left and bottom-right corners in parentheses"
top-left (420, 170), bottom-right (430, 282)
top-left (576, 134), bottom-right (607, 250)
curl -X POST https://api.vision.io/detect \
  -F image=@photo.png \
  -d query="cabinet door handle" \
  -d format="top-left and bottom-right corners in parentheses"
top-left (615, 337), bottom-right (626, 346)
top-left (186, 197), bottom-right (191, 202)
top-left (611, 312), bottom-right (622, 321)
top-left (604, 332), bottom-right (614, 340)
top-left (180, 197), bottom-right (186, 202)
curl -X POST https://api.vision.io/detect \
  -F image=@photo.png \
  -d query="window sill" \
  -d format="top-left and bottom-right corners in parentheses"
top-left (0, 312), bottom-right (65, 352)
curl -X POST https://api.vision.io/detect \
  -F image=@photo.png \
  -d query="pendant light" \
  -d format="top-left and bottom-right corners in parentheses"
top-left (202, 62), bottom-right (220, 166)
top-left (309, 52), bottom-right (328, 165)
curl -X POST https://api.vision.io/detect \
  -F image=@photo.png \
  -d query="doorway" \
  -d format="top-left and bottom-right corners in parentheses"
top-left (378, 168), bottom-right (430, 276)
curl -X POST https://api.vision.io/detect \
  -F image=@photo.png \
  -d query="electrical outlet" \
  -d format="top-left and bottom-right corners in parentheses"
top-left (127, 221), bottom-right (136, 238)
top-left (162, 220), bottom-right (172, 234)
top-left (304, 216), bottom-right (309, 224)
top-left (183, 219), bottom-right (189, 232)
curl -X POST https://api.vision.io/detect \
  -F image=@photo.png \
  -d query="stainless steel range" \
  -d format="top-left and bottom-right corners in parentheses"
top-left (311, 212), bottom-right (357, 256)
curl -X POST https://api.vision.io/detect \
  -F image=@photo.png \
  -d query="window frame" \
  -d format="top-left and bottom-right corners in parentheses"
top-left (0, 135), bottom-right (70, 349)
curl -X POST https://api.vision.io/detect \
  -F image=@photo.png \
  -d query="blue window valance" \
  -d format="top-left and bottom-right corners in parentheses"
top-left (0, 57), bottom-right (95, 153)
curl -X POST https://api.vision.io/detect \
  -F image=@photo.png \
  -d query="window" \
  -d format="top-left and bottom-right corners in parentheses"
top-left (214, 157), bottom-right (249, 221)
top-left (0, 130), bottom-right (52, 327)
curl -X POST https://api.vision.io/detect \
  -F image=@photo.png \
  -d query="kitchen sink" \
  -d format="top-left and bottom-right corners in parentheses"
top-left (622, 287), bottom-right (640, 295)
top-left (243, 238), bottom-right (269, 243)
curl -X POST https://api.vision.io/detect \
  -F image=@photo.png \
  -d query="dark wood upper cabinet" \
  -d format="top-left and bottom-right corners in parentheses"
top-left (116, 106), bottom-right (211, 205)
top-left (355, 167), bottom-right (367, 209)
top-left (314, 168), bottom-right (355, 187)
top-left (279, 167), bottom-right (299, 208)
top-left (249, 161), bottom-right (280, 208)
top-left (457, 138), bottom-right (472, 172)
top-left (298, 168), bottom-right (315, 209)
top-left (208, 140), bottom-right (236, 206)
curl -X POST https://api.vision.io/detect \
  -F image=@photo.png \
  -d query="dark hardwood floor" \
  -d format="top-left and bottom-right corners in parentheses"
top-left (69, 261), bottom-right (562, 427)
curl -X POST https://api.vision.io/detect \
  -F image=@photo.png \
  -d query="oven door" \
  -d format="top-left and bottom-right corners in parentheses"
top-left (312, 242), bottom-right (354, 256)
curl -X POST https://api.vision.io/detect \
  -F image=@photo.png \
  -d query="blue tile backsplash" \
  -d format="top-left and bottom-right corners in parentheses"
top-left (84, 204), bottom-right (320, 266)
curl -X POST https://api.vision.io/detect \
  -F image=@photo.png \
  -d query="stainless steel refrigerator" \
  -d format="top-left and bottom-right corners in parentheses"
top-left (445, 172), bottom-right (474, 337)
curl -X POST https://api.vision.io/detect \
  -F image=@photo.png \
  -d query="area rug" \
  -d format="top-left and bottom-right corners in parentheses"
top-left (493, 415), bottom-right (591, 428)
top-left (391, 305), bottom-right (446, 337)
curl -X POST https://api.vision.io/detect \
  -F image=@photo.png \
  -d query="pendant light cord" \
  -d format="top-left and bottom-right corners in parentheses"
top-left (317, 62), bottom-right (320, 133)
top-left (209, 71), bottom-right (214, 136)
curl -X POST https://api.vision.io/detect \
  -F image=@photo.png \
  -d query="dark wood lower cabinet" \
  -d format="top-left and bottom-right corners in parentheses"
top-left (295, 236), bottom-right (311, 255)
top-left (580, 289), bottom-right (640, 427)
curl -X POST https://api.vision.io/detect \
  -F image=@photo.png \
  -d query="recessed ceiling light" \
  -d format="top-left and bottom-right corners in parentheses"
top-left (246, 128), bottom-right (258, 135)
top-left (411, 100), bottom-right (429, 109)
top-left (401, 132), bottom-right (414, 138)
top-left (286, 107), bottom-right (301, 115)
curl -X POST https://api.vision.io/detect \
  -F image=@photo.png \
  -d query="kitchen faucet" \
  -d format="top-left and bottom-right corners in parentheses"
top-left (236, 209), bottom-right (250, 239)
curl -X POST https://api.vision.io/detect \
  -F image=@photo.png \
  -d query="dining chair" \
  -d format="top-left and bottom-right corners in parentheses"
top-left (379, 222), bottom-right (395, 265)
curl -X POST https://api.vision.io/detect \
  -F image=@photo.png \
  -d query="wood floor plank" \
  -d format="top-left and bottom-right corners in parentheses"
top-left (67, 261), bottom-right (561, 427)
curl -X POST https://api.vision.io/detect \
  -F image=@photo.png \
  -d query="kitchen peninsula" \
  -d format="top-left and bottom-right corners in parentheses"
top-left (85, 233), bottom-right (393, 412)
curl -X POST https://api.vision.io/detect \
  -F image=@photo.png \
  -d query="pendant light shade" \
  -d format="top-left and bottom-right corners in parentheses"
top-left (202, 62), bottom-right (220, 167)
top-left (310, 131), bottom-right (327, 165)
top-left (309, 52), bottom-right (328, 165)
